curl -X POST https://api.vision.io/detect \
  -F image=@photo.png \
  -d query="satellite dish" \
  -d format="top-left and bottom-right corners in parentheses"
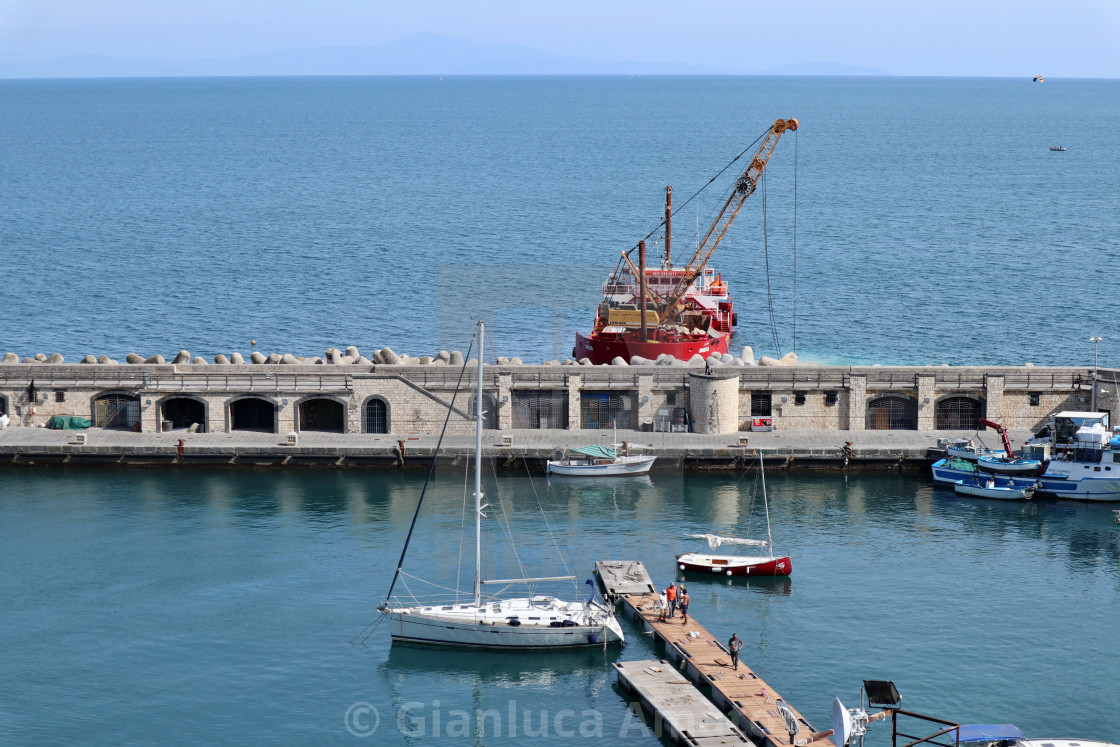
top-left (777, 702), bottom-right (800, 737)
top-left (832, 699), bottom-right (854, 747)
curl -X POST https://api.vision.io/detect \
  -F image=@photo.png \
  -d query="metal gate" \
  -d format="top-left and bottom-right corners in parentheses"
top-left (93, 393), bottom-right (141, 430)
top-left (580, 391), bottom-right (636, 430)
top-left (751, 392), bottom-right (772, 416)
top-left (512, 391), bottom-right (568, 429)
top-left (936, 397), bottom-right (984, 430)
top-left (364, 399), bottom-right (389, 433)
top-left (867, 395), bottom-right (918, 430)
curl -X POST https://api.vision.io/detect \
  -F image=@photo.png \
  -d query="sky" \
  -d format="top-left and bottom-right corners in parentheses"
top-left (1, 0), bottom-right (1118, 78)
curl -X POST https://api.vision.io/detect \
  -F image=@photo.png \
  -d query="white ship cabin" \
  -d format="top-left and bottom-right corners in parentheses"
top-left (1025, 411), bottom-right (1112, 448)
top-left (602, 267), bottom-right (729, 304)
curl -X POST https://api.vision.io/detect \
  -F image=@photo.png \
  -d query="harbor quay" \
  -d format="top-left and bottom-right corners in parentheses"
top-left (1, 359), bottom-right (1108, 468)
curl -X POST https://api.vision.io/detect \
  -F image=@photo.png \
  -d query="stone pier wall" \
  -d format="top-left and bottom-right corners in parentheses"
top-left (0, 362), bottom-right (1112, 436)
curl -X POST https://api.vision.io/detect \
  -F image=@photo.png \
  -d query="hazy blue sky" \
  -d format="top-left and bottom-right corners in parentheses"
top-left (1, 0), bottom-right (1118, 77)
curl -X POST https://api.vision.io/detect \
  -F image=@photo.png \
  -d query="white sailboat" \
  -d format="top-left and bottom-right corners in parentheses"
top-left (379, 322), bottom-right (625, 649)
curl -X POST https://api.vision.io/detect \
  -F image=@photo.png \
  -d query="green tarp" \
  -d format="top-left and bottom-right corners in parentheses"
top-left (570, 444), bottom-right (616, 459)
top-left (46, 415), bottom-right (92, 430)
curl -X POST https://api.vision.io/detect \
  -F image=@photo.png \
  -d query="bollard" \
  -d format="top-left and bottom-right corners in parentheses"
top-left (177, 439), bottom-right (185, 457)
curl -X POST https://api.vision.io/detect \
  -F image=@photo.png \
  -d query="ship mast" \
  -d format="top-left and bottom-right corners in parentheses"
top-left (473, 322), bottom-right (484, 607)
top-left (663, 186), bottom-right (672, 269)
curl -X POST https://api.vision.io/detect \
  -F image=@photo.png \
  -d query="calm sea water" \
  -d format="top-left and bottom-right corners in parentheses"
top-left (1, 76), bottom-right (1119, 366)
top-left (1, 466), bottom-right (1118, 744)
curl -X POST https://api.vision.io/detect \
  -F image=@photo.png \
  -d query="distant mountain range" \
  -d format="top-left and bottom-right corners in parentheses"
top-left (0, 33), bottom-right (891, 79)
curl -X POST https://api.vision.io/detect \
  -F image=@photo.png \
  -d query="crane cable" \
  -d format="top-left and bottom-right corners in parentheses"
top-left (623, 127), bottom-right (771, 257)
top-left (792, 128), bottom-right (798, 356)
top-left (762, 171), bottom-right (782, 358)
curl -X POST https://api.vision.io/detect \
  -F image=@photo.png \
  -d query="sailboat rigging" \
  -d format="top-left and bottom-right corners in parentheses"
top-left (379, 321), bottom-right (626, 648)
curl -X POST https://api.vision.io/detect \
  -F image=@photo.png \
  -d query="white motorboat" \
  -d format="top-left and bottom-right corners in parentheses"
top-left (546, 444), bottom-right (655, 476)
top-left (379, 321), bottom-right (625, 649)
top-left (953, 475), bottom-right (1037, 500)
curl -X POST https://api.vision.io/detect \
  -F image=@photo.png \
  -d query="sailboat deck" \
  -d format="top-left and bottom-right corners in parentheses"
top-left (598, 563), bottom-right (835, 747)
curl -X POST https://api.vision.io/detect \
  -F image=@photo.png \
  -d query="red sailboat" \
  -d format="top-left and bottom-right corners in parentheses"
top-left (575, 117), bottom-right (798, 365)
top-left (676, 453), bottom-right (792, 577)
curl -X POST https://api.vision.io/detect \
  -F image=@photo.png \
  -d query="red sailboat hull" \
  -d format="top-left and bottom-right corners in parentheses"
top-left (675, 553), bottom-right (792, 577)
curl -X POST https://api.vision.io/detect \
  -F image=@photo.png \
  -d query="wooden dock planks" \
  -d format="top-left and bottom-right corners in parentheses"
top-left (614, 659), bottom-right (752, 746)
top-left (597, 562), bottom-right (836, 747)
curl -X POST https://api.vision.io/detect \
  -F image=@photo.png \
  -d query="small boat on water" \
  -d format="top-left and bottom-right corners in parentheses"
top-left (976, 454), bottom-right (1044, 476)
top-left (546, 444), bottom-right (655, 476)
top-left (1050, 145), bottom-right (1067, 151)
top-left (676, 454), bottom-right (791, 577)
top-left (953, 474), bottom-right (1037, 500)
top-left (945, 437), bottom-right (1005, 462)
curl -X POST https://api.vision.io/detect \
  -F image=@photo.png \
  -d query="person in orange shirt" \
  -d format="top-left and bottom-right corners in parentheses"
top-left (665, 583), bottom-right (678, 619)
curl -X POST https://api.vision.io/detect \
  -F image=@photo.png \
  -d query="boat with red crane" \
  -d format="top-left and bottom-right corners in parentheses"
top-left (574, 118), bottom-right (798, 365)
top-left (975, 418), bottom-right (1046, 476)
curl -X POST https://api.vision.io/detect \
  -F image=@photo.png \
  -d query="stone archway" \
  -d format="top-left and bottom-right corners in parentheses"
top-left (229, 396), bottom-right (277, 433)
top-left (298, 397), bottom-right (346, 433)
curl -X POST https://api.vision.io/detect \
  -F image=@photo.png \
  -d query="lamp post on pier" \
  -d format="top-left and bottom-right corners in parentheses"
top-left (1090, 336), bottom-right (1103, 411)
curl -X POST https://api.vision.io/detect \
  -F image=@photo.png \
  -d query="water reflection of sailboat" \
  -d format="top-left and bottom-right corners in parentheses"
top-left (675, 572), bottom-right (793, 596)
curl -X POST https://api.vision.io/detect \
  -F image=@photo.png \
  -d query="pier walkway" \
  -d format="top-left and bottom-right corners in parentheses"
top-left (614, 659), bottom-right (752, 745)
top-left (0, 426), bottom-right (1027, 469)
top-left (597, 561), bottom-right (835, 747)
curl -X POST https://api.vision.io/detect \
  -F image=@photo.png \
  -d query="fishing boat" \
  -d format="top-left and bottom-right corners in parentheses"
top-left (676, 454), bottom-right (792, 577)
top-left (945, 438), bottom-right (1004, 461)
top-left (575, 118), bottom-right (798, 365)
top-left (379, 322), bottom-right (625, 649)
top-left (931, 412), bottom-right (1120, 501)
top-left (953, 474), bottom-right (1037, 500)
top-left (546, 444), bottom-right (655, 476)
top-left (976, 454), bottom-right (1044, 475)
top-left (1050, 145), bottom-right (1067, 151)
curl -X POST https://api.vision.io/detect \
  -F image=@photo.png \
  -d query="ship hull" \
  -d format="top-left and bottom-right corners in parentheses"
top-left (574, 331), bottom-right (729, 366)
top-left (675, 553), bottom-right (792, 577)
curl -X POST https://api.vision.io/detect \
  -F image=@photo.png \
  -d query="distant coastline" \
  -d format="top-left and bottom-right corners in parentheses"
top-left (0, 32), bottom-right (892, 79)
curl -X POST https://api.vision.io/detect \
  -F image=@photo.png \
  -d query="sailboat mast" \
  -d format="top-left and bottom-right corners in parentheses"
top-left (759, 453), bottom-right (774, 550)
top-left (474, 322), bottom-right (484, 607)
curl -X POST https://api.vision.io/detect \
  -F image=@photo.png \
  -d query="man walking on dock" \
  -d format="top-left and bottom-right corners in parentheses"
top-left (665, 583), bottom-right (678, 618)
top-left (679, 588), bottom-right (690, 625)
top-left (728, 633), bottom-right (743, 670)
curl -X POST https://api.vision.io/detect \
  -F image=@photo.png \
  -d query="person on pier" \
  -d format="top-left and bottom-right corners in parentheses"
top-left (728, 633), bottom-right (743, 670)
top-left (679, 587), bottom-right (690, 625)
top-left (665, 583), bottom-right (678, 619)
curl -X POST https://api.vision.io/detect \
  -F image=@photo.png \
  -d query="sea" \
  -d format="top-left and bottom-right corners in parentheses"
top-left (2, 76), bottom-right (1120, 745)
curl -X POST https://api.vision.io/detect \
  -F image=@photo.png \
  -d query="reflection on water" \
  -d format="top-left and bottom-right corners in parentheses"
top-left (672, 572), bottom-right (793, 596)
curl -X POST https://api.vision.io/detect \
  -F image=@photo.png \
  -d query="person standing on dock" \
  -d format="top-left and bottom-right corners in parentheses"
top-left (728, 633), bottom-right (743, 670)
top-left (679, 588), bottom-right (690, 625)
top-left (665, 583), bottom-right (678, 618)
top-left (657, 590), bottom-right (668, 622)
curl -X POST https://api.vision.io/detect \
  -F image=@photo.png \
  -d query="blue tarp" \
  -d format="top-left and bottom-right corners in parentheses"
top-left (570, 444), bottom-right (616, 459)
top-left (956, 724), bottom-right (1025, 743)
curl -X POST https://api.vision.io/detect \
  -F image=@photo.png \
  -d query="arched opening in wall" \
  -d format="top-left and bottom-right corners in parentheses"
top-left (298, 398), bottom-right (345, 433)
top-left (0, 394), bottom-right (7, 417)
top-left (470, 393), bottom-right (498, 430)
top-left (936, 396), bottom-right (985, 430)
top-left (160, 397), bottom-right (206, 432)
top-left (364, 398), bottom-right (390, 434)
top-left (230, 397), bottom-right (276, 433)
top-left (867, 395), bottom-right (917, 430)
top-left (92, 393), bottom-right (141, 430)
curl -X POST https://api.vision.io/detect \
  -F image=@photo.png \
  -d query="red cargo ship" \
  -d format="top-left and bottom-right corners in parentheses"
top-left (574, 118), bottom-right (798, 365)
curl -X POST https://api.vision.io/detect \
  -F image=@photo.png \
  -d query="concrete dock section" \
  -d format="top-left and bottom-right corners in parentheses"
top-left (614, 659), bottom-right (753, 746)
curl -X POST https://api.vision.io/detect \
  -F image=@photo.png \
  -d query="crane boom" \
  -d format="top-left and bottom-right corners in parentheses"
top-left (979, 418), bottom-right (1015, 457)
top-left (660, 117), bottom-right (798, 326)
